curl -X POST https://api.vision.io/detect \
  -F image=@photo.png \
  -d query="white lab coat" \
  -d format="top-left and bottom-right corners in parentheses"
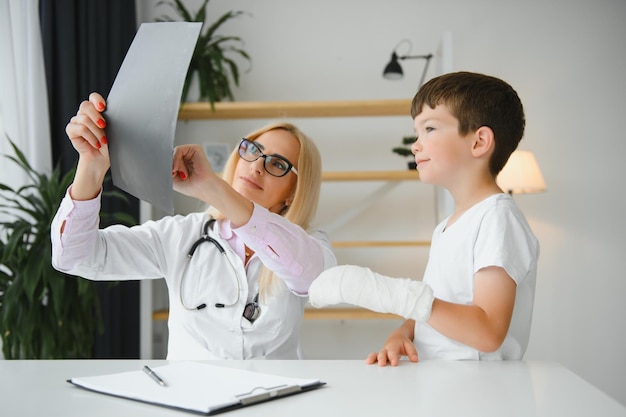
top-left (53, 202), bottom-right (335, 359)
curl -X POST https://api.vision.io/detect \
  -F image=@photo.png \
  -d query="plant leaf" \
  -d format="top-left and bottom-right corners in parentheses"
top-left (0, 137), bottom-right (134, 358)
top-left (158, 1), bottom-right (251, 108)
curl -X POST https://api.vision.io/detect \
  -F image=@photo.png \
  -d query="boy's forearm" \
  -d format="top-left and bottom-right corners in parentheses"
top-left (426, 266), bottom-right (516, 353)
top-left (427, 299), bottom-right (510, 353)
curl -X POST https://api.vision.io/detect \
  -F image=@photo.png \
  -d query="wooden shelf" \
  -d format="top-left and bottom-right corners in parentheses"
top-left (178, 99), bottom-right (412, 120)
top-left (332, 240), bottom-right (430, 248)
top-left (303, 308), bottom-right (401, 320)
top-left (152, 308), bottom-right (401, 321)
top-left (152, 309), bottom-right (169, 321)
top-left (322, 170), bottom-right (419, 182)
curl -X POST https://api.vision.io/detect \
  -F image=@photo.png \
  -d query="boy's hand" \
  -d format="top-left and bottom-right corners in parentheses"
top-left (365, 333), bottom-right (419, 367)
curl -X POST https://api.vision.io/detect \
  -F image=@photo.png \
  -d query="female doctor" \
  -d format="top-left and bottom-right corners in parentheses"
top-left (51, 92), bottom-right (336, 360)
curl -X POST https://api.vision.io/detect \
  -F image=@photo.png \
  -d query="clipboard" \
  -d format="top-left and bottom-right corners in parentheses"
top-left (68, 362), bottom-right (325, 415)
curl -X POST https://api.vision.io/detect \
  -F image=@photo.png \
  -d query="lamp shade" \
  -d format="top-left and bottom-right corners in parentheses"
top-left (383, 52), bottom-right (403, 79)
top-left (496, 150), bottom-right (547, 195)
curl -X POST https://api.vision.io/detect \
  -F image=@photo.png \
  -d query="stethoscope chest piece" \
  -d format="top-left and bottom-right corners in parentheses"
top-left (243, 294), bottom-right (261, 323)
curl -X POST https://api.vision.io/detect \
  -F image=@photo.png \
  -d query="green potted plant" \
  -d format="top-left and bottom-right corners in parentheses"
top-left (392, 136), bottom-right (417, 170)
top-left (0, 139), bottom-right (135, 359)
top-left (156, 0), bottom-right (251, 107)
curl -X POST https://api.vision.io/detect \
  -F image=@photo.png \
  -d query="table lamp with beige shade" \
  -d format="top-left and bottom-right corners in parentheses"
top-left (497, 150), bottom-right (547, 195)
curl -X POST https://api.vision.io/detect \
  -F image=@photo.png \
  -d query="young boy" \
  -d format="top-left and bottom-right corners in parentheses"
top-left (308, 71), bottom-right (539, 365)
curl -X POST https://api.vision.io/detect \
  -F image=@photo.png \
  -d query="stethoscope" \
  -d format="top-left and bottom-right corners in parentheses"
top-left (178, 219), bottom-right (261, 323)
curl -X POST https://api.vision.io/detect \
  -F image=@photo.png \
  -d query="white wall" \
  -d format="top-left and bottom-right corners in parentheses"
top-left (137, 0), bottom-right (626, 405)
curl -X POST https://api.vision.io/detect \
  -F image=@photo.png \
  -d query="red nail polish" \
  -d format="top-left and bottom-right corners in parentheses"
top-left (95, 141), bottom-right (102, 149)
top-left (96, 119), bottom-right (106, 128)
top-left (101, 136), bottom-right (107, 145)
top-left (179, 172), bottom-right (187, 180)
top-left (96, 102), bottom-right (105, 111)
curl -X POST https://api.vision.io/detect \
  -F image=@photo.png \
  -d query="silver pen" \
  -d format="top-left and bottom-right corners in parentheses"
top-left (143, 365), bottom-right (167, 387)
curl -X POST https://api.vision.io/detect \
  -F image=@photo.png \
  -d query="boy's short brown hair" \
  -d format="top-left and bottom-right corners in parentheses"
top-left (411, 71), bottom-right (525, 176)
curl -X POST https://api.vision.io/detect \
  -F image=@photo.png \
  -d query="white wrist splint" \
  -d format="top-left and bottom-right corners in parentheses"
top-left (308, 265), bottom-right (434, 322)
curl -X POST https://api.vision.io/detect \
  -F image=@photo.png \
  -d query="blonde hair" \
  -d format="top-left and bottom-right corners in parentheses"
top-left (211, 121), bottom-right (322, 298)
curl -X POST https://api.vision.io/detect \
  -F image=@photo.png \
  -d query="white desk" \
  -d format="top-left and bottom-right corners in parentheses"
top-left (1, 360), bottom-right (624, 416)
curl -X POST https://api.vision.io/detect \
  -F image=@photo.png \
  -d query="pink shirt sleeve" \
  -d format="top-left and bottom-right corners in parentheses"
top-left (51, 190), bottom-right (337, 294)
top-left (231, 203), bottom-right (335, 295)
top-left (50, 186), bottom-right (101, 272)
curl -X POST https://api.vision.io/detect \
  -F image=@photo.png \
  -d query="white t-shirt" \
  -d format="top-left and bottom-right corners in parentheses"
top-left (414, 193), bottom-right (539, 360)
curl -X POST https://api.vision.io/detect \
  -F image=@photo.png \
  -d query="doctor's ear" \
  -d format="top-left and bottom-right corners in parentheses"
top-left (280, 198), bottom-right (293, 215)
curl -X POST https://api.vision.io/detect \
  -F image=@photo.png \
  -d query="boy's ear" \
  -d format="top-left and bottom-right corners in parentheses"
top-left (471, 126), bottom-right (495, 158)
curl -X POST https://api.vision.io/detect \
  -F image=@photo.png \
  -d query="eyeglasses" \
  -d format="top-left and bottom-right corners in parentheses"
top-left (238, 138), bottom-right (298, 177)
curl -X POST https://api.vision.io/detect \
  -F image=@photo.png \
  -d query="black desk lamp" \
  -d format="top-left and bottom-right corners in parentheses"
top-left (383, 40), bottom-right (433, 89)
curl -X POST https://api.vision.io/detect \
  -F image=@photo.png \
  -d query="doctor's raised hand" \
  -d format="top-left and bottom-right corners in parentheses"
top-left (52, 93), bottom-right (337, 360)
top-left (64, 92), bottom-right (111, 201)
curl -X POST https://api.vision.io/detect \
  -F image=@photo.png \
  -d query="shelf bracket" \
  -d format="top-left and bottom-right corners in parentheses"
top-left (322, 181), bottom-right (401, 234)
